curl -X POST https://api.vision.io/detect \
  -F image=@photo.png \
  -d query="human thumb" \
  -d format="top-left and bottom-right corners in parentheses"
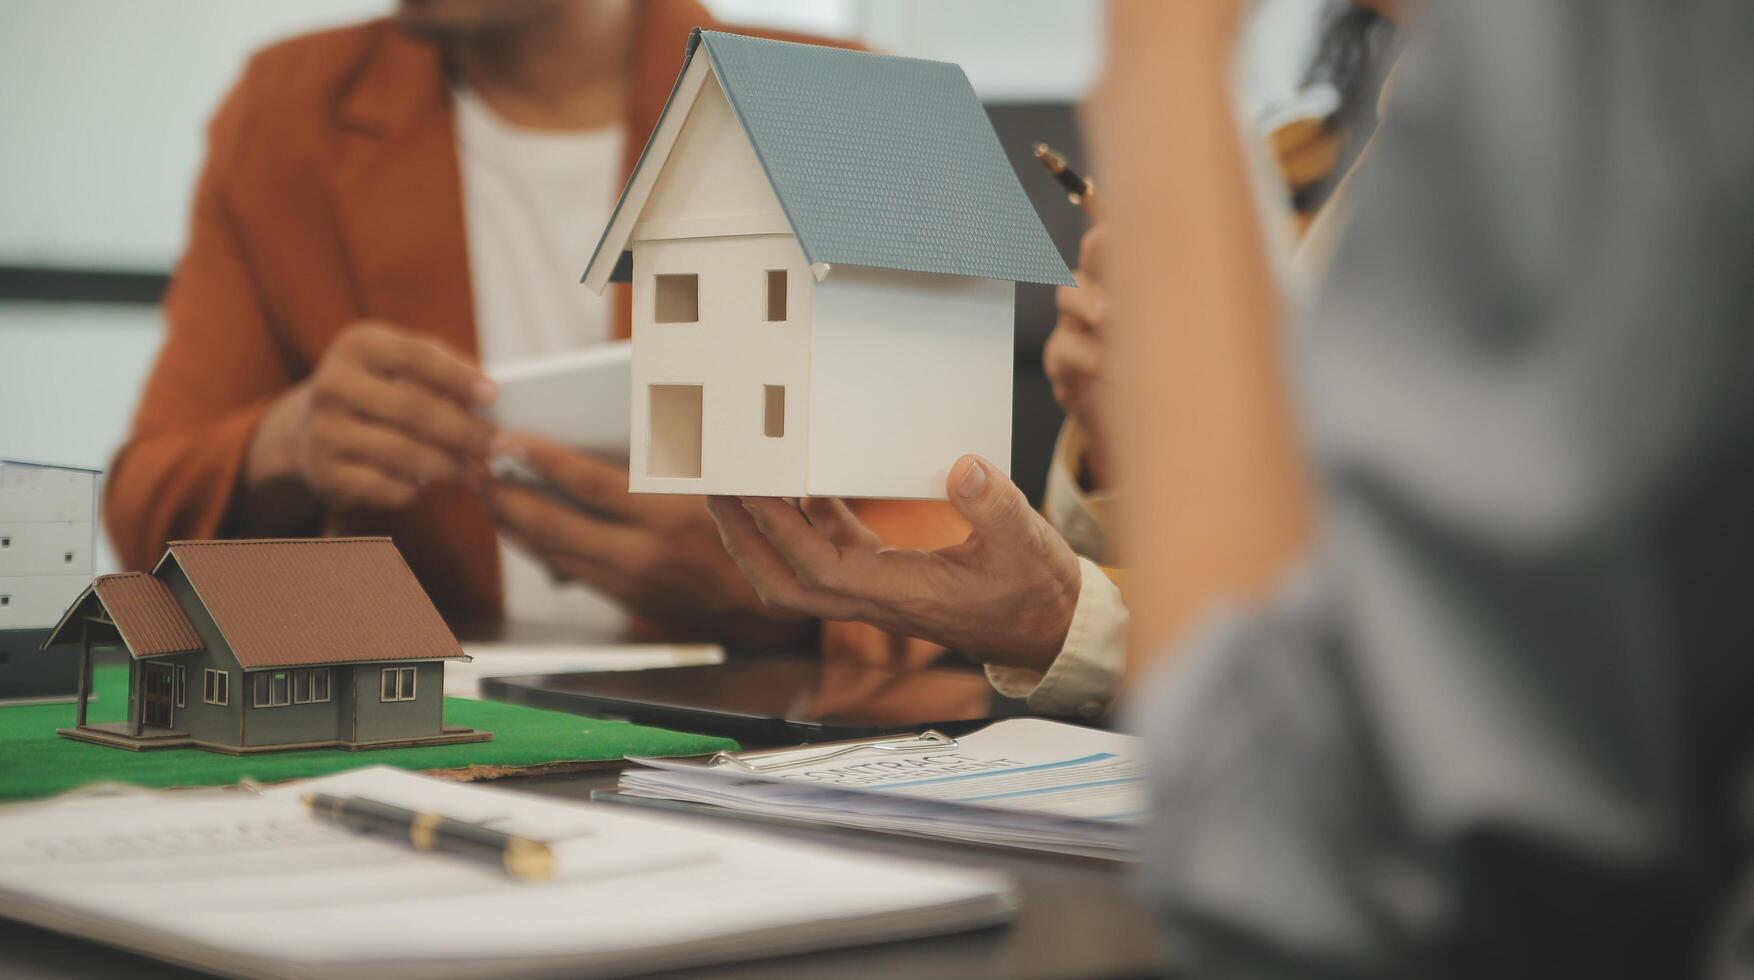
top-left (948, 455), bottom-right (1028, 535)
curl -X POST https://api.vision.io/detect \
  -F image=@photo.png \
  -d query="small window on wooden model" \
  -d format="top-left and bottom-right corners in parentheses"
top-left (381, 666), bottom-right (417, 702)
top-left (175, 665), bottom-right (187, 708)
top-left (0, 595), bottom-right (9, 607)
top-left (648, 384), bottom-right (704, 478)
top-left (203, 668), bottom-right (229, 706)
top-left (63, 551), bottom-right (74, 564)
top-left (293, 667), bottom-right (332, 704)
top-left (764, 385), bottom-right (786, 438)
top-left (653, 273), bottom-right (699, 323)
top-left (0, 536), bottom-right (9, 548)
top-left (765, 269), bottom-right (787, 321)
top-left (253, 671), bottom-right (291, 708)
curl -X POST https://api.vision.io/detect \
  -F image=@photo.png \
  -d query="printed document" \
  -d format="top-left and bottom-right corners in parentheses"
top-left (620, 718), bottom-right (1144, 859)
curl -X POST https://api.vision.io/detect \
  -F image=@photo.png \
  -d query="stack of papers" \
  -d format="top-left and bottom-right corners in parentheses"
top-left (0, 767), bottom-right (1014, 979)
top-left (618, 718), bottom-right (1145, 860)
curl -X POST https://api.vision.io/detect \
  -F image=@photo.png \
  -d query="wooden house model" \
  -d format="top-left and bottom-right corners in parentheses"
top-left (582, 30), bottom-right (1074, 499)
top-left (41, 537), bottom-right (489, 754)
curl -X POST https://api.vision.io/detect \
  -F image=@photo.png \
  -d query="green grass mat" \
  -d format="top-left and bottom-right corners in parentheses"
top-left (0, 664), bottom-right (735, 802)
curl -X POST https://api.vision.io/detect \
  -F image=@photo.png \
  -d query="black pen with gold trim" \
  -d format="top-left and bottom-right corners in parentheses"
top-left (302, 792), bottom-right (555, 881)
top-left (1033, 142), bottom-right (1098, 213)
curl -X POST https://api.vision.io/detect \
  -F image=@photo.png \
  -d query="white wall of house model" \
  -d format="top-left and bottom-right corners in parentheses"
top-left (0, 460), bottom-right (99, 632)
top-left (584, 31), bottom-right (1072, 500)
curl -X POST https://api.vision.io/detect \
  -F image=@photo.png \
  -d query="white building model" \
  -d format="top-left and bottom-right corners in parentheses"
top-left (0, 459), bottom-right (98, 702)
top-left (582, 30), bottom-right (1074, 499)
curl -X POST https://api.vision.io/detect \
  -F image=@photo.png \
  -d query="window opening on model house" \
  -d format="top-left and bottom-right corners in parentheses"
top-left (765, 269), bottom-right (787, 321)
top-left (381, 666), bottom-right (417, 702)
top-left (1, 536), bottom-right (10, 548)
top-left (648, 384), bottom-right (704, 478)
top-left (764, 385), bottom-right (786, 438)
top-left (176, 665), bottom-right (186, 708)
top-left (203, 668), bottom-right (229, 705)
top-left (654, 273), bottom-right (699, 323)
top-left (64, 551), bottom-right (74, 563)
top-left (253, 671), bottom-right (291, 708)
top-left (293, 667), bottom-right (331, 704)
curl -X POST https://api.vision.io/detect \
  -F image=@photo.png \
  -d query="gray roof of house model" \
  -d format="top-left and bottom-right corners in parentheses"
top-left (586, 29), bottom-right (1075, 288)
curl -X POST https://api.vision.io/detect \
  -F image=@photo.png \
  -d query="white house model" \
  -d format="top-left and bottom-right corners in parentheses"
top-left (582, 30), bottom-right (1074, 499)
top-left (0, 459), bottom-right (99, 702)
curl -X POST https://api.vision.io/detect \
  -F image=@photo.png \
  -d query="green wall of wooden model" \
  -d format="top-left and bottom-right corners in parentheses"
top-left (351, 661), bottom-right (444, 744)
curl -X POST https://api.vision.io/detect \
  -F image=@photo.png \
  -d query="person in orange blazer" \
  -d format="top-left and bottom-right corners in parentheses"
top-left (107, 0), bottom-right (970, 675)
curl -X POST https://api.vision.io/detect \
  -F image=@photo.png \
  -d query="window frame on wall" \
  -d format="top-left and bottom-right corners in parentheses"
top-left (202, 667), bottom-right (228, 706)
top-left (653, 273), bottom-right (700, 323)
top-left (175, 664), bottom-right (186, 708)
top-left (293, 667), bottom-right (331, 705)
top-left (380, 666), bottom-right (417, 703)
top-left (765, 269), bottom-right (787, 321)
top-left (764, 384), bottom-right (786, 438)
top-left (252, 670), bottom-right (291, 708)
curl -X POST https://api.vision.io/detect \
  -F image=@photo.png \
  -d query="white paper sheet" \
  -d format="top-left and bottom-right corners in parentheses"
top-left (0, 767), bottom-right (1013, 979)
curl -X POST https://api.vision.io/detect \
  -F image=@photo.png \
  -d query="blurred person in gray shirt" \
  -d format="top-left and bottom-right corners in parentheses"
top-left (1097, 0), bottom-right (1754, 977)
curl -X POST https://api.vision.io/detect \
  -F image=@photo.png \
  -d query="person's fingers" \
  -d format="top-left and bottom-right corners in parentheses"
top-left (314, 412), bottom-right (463, 485)
top-left (310, 457), bottom-right (420, 511)
top-left (344, 322), bottom-right (497, 408)
top-left (740, 497), bottom-right (847, 587)
top-left (1043, 323), bottom-right (1103, 393)
top-left (707, 497), bottom-right (857, 619)
top-left (503, 535), bottom-right (623, 598)
top-left (314, 360), bottom-right (495, 458)
top-left (485, 482), bottom-right (650, 571)
top-left (740, 496), bottom-right (896, 600)
top-left (492, 433), bottom-right (636, 520)
top-left (945, 455), bottom-right (1034, 540)
top-left (1054, 273), bottom-right (1109, 335)
top-left (799, 497), bottom-right (884, 551)
top-left (1077, 223), bottom-right (1106, 281)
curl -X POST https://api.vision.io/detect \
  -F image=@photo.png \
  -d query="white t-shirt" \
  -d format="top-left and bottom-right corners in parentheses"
top-left (454, 86), bottom-right (626, 629)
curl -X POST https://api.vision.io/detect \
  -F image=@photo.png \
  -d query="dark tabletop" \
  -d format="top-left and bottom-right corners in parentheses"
top-left (2, 622), bottom-right (1172, 978)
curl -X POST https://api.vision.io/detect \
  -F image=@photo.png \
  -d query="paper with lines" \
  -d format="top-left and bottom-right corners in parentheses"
top-left (0, 766), bottom-right (1013, 979)
top-left (619, 718), bottom-right (1144, 859)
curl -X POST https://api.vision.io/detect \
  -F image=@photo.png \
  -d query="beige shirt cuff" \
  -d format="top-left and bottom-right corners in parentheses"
top-left (1042, 419), bottom-right (1118, 564)
top-left (986, 556), bottom-right (1127, 719)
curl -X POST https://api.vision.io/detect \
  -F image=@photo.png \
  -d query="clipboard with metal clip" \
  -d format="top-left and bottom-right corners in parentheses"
top-left (707, 730), bottom-right (959, 774)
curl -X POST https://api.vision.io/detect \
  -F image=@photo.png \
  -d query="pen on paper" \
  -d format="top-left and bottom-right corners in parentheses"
top-left (302, 792), bottom-right (556, 882)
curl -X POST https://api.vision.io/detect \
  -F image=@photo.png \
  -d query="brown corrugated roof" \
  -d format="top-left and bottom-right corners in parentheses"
top-left (91, 573), bottom-right (204, 657)
top-left (159, 537), bottom-right (465, 670)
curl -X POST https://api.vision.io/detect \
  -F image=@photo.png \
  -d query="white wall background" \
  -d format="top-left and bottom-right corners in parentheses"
top-left (0, 0), bottom-right (388, 272)
top-left (0, 0), bottom-right (1323, 571)
top-left (0, 0), bottom-right (1105, 273)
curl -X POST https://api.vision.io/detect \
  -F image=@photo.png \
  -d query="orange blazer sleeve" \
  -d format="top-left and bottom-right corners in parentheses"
top-left (105, 59), bottom-right (299, 571)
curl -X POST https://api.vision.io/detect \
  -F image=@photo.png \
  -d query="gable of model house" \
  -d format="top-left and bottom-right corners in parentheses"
top-left (632, 70), bottom-right (791, 249)
top-left (583, 29), bottom-right (1075, 292)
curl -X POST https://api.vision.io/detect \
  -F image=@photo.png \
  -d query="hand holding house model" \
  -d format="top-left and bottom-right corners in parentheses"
top-left (582, 30), bottom-right (1075, 500)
